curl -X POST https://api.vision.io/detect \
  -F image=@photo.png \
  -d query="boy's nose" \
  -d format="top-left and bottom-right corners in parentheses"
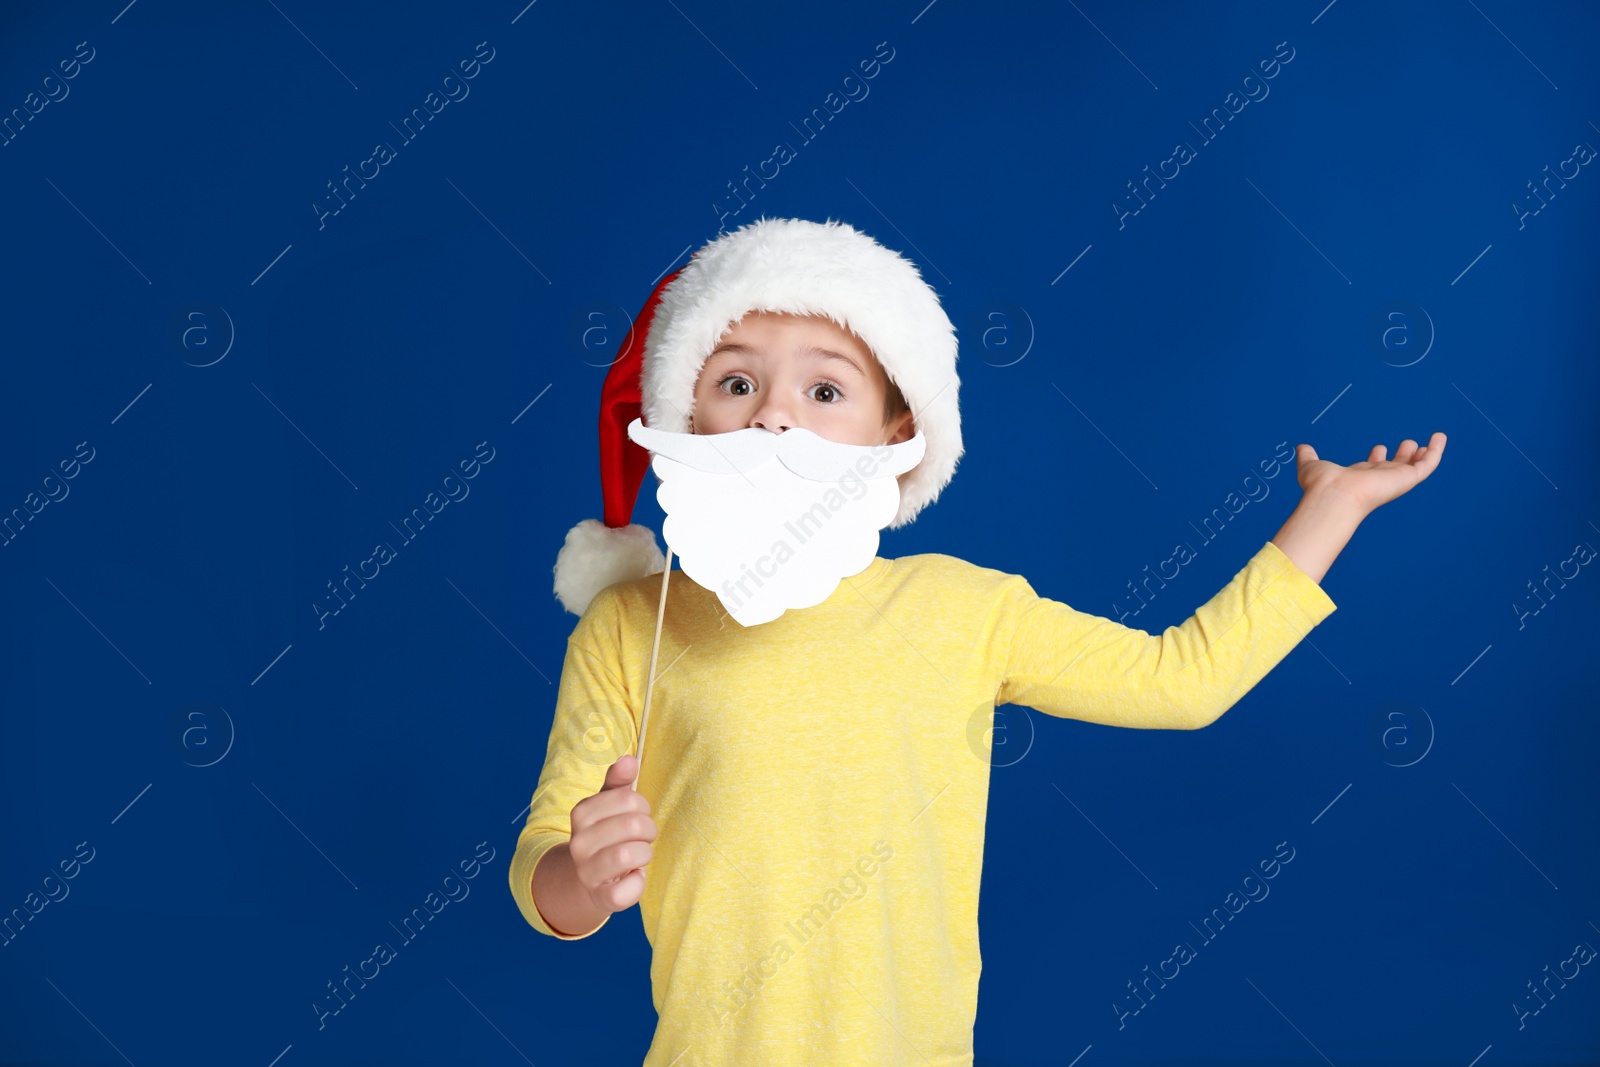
top-left (749, 396), bottom-right (796, 434)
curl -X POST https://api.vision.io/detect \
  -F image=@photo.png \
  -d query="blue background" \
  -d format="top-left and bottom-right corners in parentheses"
top-left (3, 1), bottom-right (1597, 1064)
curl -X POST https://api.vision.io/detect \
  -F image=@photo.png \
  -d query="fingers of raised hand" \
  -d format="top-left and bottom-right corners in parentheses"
top-left (1368, 444), bottom-right (1388, 464)
top-left (1413, 432), bottom-right (1446, 471)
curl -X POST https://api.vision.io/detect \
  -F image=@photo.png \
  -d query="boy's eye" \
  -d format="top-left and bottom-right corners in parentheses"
top-left (808, 382), bottom-right (842, 404)
top-left (716, 374), bottom-right (752, 396)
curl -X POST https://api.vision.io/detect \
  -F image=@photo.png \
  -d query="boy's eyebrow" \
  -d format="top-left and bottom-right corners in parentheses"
top-left (709, 342), bottom-right (867, 377)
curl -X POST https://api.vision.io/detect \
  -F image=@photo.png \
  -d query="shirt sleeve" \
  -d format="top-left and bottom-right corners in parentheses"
top-left (508, 588), bottom-right (640, 939)
top-left (996, 540), bottom-right (1337, 730)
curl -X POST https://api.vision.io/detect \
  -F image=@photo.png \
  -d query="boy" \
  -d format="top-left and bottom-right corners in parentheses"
top-left (510, 217), bottom-right (1445, 1066)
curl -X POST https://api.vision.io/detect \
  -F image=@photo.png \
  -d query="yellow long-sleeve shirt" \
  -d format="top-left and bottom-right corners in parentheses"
top-left (509, 540), bottom-right (1337, 1066)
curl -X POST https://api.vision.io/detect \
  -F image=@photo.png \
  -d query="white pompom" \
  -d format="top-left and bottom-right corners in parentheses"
top-left (552, 518), bottom-right (666, 616)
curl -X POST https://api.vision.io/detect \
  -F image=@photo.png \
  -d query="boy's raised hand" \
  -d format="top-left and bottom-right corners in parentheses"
top-left (1292, 432), bottom-right (1447, 515)
top-left (568, 753), bottom-right (658, 914)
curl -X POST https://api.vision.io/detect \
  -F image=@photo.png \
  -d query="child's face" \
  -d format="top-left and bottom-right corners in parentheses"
top-left (688, 311), bottom-right (915, 447)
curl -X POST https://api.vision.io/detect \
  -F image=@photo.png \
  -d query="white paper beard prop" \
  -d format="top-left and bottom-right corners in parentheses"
top-left (626, 417), bottom-right (926, 626)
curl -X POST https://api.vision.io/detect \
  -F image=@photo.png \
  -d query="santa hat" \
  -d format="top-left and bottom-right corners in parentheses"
top-left (552, 216), bottom-right (963, 617)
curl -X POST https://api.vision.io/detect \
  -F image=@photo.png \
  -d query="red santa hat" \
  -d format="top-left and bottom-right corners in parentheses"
top-left (552, 216), bottom-right (963, 617)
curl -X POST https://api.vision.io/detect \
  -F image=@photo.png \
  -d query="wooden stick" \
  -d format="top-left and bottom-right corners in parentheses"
top-left (630, 548), bottom-right (673, 792)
